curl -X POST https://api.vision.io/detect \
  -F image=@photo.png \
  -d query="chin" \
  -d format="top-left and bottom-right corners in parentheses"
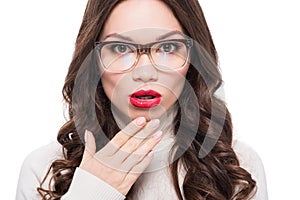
top-left (111, 100), bottom-right (175, 122)
top-left (128, 102), bottom-right (176, 121)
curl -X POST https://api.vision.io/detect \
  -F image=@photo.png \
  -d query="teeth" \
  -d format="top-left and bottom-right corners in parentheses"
top-left (136, 95), bottom-right (155, 99)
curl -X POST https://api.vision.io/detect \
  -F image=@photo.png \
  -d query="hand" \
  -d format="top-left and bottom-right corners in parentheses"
top-left (79, 117), bottom-right (162, 195)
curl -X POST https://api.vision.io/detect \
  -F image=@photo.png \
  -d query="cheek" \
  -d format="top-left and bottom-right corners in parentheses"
top-left (101, 72), bottom-right (133, 106)
top-left (160, 66), bottom-right (189, 108)
top-left (101, 73), bottom-right (120, 101)
top-left (168, 66), bottom-right (189, 95)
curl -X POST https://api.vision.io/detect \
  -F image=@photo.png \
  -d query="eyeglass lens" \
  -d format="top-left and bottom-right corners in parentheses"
top-left (99, 40), bottom-right (189, 72)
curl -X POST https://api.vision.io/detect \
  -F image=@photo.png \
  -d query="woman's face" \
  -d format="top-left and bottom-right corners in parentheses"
top-left (99, 0), bottom-right (189, 121)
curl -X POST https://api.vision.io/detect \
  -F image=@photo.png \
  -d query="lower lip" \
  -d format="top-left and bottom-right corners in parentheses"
top-left (129, 97), bottom-right (161, 108)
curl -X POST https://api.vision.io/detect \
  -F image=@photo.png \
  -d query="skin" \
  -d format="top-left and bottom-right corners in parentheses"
top-left (100, 0), bottom-right (189, 121)
top-left (80, 0), bottom-right (189, 195)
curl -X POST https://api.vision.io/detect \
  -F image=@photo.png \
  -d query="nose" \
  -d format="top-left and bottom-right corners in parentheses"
top-left (132, 54), bottom-right (158, 82)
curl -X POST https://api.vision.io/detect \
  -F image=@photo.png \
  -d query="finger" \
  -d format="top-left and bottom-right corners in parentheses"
top-left (112, 117), bottom-right (147, 146)
top-left (123, 151), bottom-right (154, 185)
top-left (115, 119), bottom-right (160, 161)
top-left (120, 130), bottom-right (162, 172)
top-left (91, 129), bottom-right (162, 175)
top-left (131, 130), bottom-right (162, 155)
top-left (96, 117), bottom-right (146, 157)
top-left (81, 130), bottom-right (96, 163)
top-left (133, 119), bottom-right (160, 140)
top-left (93, 119), bottom-right (160, 172)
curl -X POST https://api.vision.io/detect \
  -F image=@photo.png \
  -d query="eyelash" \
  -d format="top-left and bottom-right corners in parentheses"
top-left (157, 43), bottom-right (180, 53)
top-left (110, 44), bottom-right (134, 54)
top-left (108, 42), bottom-right (182, 55)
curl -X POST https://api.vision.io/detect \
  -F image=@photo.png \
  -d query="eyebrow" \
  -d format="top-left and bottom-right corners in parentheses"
top-left (156, 30), bottom-right (184, 40)
top-left (102, 30), bottom-right (184, 42)
top-left (103, 33), bottom-right (134, 42)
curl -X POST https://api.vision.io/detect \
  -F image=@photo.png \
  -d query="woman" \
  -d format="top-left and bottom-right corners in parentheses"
top-left (16, 0), bottom-right (268, 199)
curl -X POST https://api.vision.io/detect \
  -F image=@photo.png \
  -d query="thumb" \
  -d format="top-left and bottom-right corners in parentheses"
top-left (82, 130), bottom-right (97, 159)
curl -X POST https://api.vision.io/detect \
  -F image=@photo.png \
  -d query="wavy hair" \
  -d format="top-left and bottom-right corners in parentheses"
top-left (38, 0), bottom-right (256, 199)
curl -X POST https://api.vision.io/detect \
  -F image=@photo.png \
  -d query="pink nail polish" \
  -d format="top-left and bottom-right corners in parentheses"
top-left (136, 117), bottom-right (146, 126)
top-left (149, 119), bottom-right (160, 128)
top-left (148, 150), bottom-right (154, 157)
top-left (84, 130), bottom-right (89, 143)
top-left (152, 130), bottom-right (162, 140)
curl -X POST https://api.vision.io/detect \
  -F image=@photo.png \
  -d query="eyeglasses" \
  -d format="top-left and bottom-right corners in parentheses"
top-left (94, 39), bottom-right (193, 73)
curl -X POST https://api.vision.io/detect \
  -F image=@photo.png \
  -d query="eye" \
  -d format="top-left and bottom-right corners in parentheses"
top-left (157, 42), bottom-right (179, 53)
top-left (110, 43), bottom-right (134, 54)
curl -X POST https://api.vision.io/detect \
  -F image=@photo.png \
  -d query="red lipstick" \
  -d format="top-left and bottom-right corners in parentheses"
top-left (130, 90), bottom-right (162, 108)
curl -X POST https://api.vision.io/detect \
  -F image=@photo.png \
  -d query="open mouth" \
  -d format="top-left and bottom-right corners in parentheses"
top-left (135, 95), bottom-right (156, 100)
top-left (130, 90), bottom-right (161, 108)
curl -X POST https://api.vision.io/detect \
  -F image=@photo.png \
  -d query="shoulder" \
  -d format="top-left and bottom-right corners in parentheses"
top-left (232, 140), bottom-right (263, 170)
top-left (16, 141), bottom-right (64, 199)
top-left (232, 140), bottom-right (269, 199)
top-left (21, 141), bottom-right (64, 173)
top-left (232, 139), bottom-right (265, 180)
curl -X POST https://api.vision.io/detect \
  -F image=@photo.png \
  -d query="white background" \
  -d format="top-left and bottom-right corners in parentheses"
top-left (0, 0), bottom-right (299, 199)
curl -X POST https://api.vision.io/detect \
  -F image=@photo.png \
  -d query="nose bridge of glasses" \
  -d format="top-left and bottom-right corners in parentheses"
top-left (135, 44), bottom-right (154, 65)
top-left (137, 44), bottom-right (151, 54)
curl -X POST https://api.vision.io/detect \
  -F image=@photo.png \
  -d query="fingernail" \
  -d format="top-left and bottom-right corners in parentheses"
top-left (136, 117), bottom-right (146, 126)
top-left (149, 119), bottom-right (160, 128)
top-left (152, 130), bottom-right (162, 140)
top-left (84, 130), bottom-right (89, 144)
top-left (148, 150), bottom-right (154, 157)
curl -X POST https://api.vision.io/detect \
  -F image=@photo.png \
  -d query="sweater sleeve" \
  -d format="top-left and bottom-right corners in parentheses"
top-left (233, 140), bottom-right (269, 200)
top-left (16, 142), bottom-right (125, 200)
top-left (61, 168), bottom-right (125, 200)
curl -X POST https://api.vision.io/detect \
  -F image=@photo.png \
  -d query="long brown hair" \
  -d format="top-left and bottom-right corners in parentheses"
top-left (38, 0), bottom-right (256, 199)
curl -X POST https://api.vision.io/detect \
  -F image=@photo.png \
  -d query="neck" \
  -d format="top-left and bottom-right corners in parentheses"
top-left (112, 104), bottom-right (178, 172)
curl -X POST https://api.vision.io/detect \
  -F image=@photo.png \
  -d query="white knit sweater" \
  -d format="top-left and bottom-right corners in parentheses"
top-left (16, 111), bottom-right (268, 199)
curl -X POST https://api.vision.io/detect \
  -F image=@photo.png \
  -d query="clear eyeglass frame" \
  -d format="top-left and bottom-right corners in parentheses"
top-left (94, 39), bottom-right (194, 73)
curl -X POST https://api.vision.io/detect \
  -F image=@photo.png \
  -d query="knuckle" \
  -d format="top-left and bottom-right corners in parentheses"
top-left (114, 136), bottom-right (125, 146)
top-left (126, 140), bottom-right (138, 150)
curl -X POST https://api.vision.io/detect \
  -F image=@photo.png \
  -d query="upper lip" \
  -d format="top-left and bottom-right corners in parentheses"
top-left (130, 90), bottom-right (161, 98)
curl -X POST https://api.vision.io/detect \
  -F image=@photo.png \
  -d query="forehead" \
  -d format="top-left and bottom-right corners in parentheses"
top-left (100, 0), bottom-right (184, 42)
